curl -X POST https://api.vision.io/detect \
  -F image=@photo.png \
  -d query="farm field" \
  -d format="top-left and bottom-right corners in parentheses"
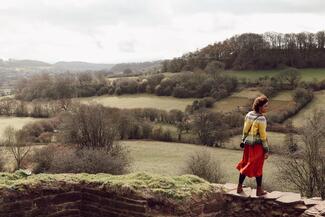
top-left (225, 68), bottom-right (325, 82)
top-left (162, 68), bottom-right (325, 82)
top-left (77, 94), bottom-right (196, 111)
top-left (122, 140), bottom-right (286, 190)
top-left (0, 117), bottom-right (40, 139)
top-left (287, 90), bottom-right (325, 128)
top-left (0, 95), bottom-right (14, 100)
top-left (211, 89), bottom-right (295, 113)
top-left (223, 132), bottom-right (301, 153)
top-left (106, 76), bottom-right (140, 82)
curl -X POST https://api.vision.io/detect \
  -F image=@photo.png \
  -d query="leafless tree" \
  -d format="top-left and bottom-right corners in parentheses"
top-left (60, 104), bottom-right (119, 151)
top-left (278, 110), bottom-right (325, 199)
top-left (2, 126), bottom-right (31, 170)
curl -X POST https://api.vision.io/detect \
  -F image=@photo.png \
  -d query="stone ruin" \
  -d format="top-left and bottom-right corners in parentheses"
top-left (0, 173), bottom-right (324, 217)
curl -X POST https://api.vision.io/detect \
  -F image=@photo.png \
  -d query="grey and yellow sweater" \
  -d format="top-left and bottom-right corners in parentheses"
top-left (242, 111), bottom-right (269, 153)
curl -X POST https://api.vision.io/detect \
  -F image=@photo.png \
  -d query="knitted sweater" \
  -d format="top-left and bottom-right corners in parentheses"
top-left (242, 111), bottom-right (269, 153)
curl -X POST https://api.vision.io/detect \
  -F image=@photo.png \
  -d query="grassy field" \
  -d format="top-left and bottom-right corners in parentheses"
top-left (0, 117), bottom-right (40, 139)
top-left (223, 132), bottom-right (303, 154)
top-left (271, 90), bottom-right (294, 101)
top-left (106, 76), bottom-right (140, 82)
top-left (0, 95), bottom-right (14, 100)
top-left (224, 132), bottom-right (286, 150)
top-left (122, 140), bottom-right (285, 190)
top-left (287, 90), bottom-right (325, 128)
top-left (225, 68), bottom-right (325, 82)
top-left (77, 94), bottom-right (196, 111)
top-left (163, 68), bottom-right (325, 81)
top-left (0, 138), bottom-right (291, 191)
top-left (211, 89), bottom-right (295, 113)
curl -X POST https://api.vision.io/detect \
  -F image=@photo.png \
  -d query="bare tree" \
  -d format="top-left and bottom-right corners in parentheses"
top-left (183, 149), bottom-right (224, 183)
top-left (277, 67), bottom-right (301, 89)
top-left (60, 104), bottom-right (119, 151)
top-left (204, 60), bottom-right (225, 80)
top-left (278, 111), bottom-right (325, 199)
top-left (2, 126), bottom-right (31, 170)
top-left (192, 109), bottom-right (228, 146)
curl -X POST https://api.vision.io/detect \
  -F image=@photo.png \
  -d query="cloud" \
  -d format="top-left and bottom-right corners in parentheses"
top-left (118, 40), bottom-right (136, 53)
top-left (0, 0), bottom-right (324, 63)
top-left (172, 0), bottom-right (325, 15)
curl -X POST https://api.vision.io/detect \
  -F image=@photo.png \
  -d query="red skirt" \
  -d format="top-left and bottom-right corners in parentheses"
top-left (236, 144), bottom-right (265, 177)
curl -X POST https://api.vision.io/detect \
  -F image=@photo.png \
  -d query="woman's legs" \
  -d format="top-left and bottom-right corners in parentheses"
top-left (237, 173), bottom-right (246, 193)
top-left (256, 175), bottom-right (267, 196)
top-left (239, 173), bottom-right (246, 185)
top-left (256, 175), bottom-right (262, 187)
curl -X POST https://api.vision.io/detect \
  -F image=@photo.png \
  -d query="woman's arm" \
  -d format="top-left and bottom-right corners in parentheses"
top-left (258, 116), bottom-right (269, 153)
top-left (241, 115), bottom-right (250, 141)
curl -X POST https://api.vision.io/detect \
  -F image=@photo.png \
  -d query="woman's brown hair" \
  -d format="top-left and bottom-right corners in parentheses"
top-left (252, 95), bottom-right (269, 113)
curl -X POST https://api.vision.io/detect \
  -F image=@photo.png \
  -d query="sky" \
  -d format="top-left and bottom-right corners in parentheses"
top-left (0, 0), bottom-right (324, 64)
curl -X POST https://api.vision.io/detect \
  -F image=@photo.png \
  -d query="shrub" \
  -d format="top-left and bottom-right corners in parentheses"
top-left (293, 88), bottom-right (313, 105)
top-left (60, 104), bottom-right (119, 150)
top-left (182, 149), bottom-right (224, 183)
top-left (20, 119), bottom-right (58, 143)
top-left (151, 126), bottom-right (173, 142)
top-left (278, 111), bottom-right (325, 199)
top-left (52, 146), bottom-right (130, 174)
top-left (30, 103), bottom-right (50, 118)
top-left (0, 155), bottom-right (4, 172)
top-left (32, 144), bottom-right (130, 175)
top-left (192, 110), bottom-right (229, 146)
top-left (31, 145), bottom-right (57, 173)
top-left (38, 132), bottom-right (53, 143)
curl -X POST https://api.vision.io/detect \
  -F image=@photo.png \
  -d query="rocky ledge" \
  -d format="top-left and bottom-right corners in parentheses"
top-left (0, 171), bottom-right (324, 217)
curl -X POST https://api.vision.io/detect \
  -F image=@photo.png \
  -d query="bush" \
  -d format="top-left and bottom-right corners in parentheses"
top-left (30, 103), bottom-right (50, 118)
top-left (293, 88), bottom-right (313, 105)
top-left (20, 119), bottom-right (58, 143)
top-left (38, 132), bottom-right (53, 143)
top-left (31, 145), bottom-right (57, 173)
top-left (151, 126), bottom-right (173, 142)
top-left (182, 150), bottom-right (224, 183)
top-left (278, 111), bottom-right (325, 199)
top-left (0, 155), bottom-right (4, 172)
top-left (60, 104), bottom-right (119, 150)
top-left (192, 110), bottom-right (229, 146)
top-left (32, 144), bottom-right (130, 174)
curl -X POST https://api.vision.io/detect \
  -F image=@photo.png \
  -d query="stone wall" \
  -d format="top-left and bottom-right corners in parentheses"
top-left (0, 177), bottom-right (324, 217)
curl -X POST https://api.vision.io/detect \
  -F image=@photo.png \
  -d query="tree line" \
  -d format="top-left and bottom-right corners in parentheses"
top-left (15, 72), bottom-right (238, 101)
top-left (162, 31), bottom-right (325, 71)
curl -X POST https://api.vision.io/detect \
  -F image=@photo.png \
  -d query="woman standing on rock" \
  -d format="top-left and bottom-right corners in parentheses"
top-left (236, 95), bottom-right (270, 196)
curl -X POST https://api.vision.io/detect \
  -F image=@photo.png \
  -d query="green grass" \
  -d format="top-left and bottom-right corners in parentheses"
top-left (0, 140), bottom-right (291, 192)
top-left (0, 171), bottom-right (217, 200)
top-left (0, 117), bottom-right (40, 139)
top-left (271, 90), bottom-right (294, 101)
top-left (211, 89), bottom-right (295, 113)
top-left (230, 88), bottom-right (263, 99)
top-left (106, 76), bottom-right (140, 82)
top-left (287, 90), bottom-right (325, 128)
top-left (223, 132), bottom-right (303, 154)
top-left (0, 95), bottom-right (14, 100)
top-left (76, 94), bottom-right (196, 111)
top-left (122, 140), bottom-right (285, 190)
top-left (226, 68), bottom-right (325, 82)
top-left (224, 132), bottom-right (286, 150)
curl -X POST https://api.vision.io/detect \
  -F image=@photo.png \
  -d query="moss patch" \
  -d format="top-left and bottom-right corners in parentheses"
top-left (0, 171), bottom-right (219, 201)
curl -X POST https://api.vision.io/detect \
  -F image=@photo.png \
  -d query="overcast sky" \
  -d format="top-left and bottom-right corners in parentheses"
top-left (0, 0), bottom-right (324, 63)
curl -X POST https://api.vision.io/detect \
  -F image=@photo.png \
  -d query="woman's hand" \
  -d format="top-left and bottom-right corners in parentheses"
top-left (264, 153), bottom-right (269, 159)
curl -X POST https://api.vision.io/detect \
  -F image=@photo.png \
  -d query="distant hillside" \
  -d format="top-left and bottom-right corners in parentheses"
top-left (53, 61), bottom-right (114, 71)
top-left (110, 60), bottom-right (162, 73)
top-left (162, 31), bottom-right (325, 72)
top-left (0, 59), bottom-right (114, 72)
top-left (0, 59), bottom-right (50, 67)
